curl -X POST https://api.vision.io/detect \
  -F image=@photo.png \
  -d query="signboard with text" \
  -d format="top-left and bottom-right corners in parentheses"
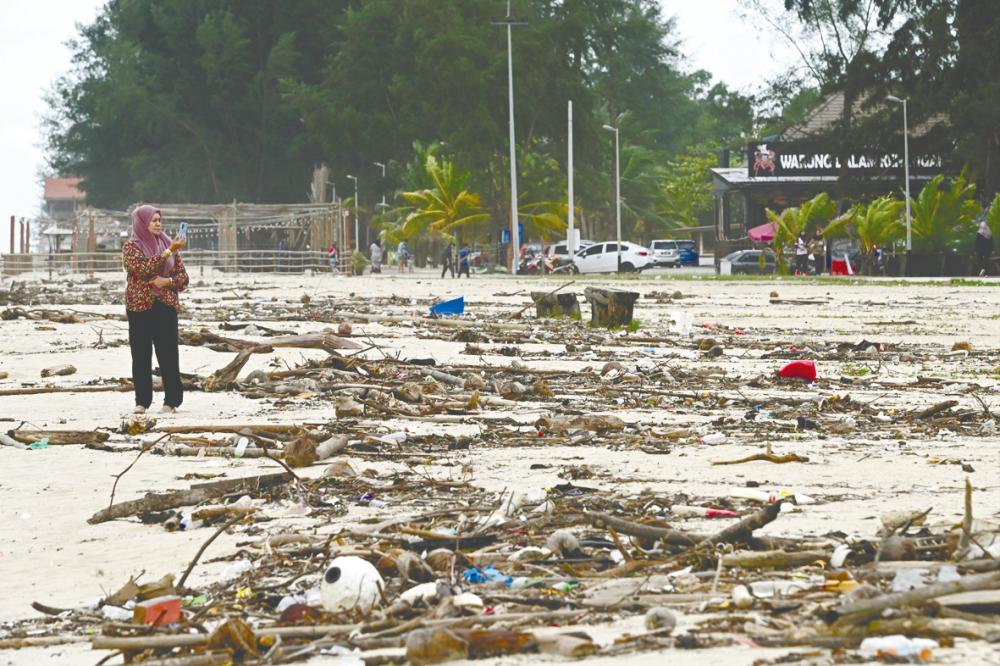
top-left (746, 141), bottom-right (943, 179)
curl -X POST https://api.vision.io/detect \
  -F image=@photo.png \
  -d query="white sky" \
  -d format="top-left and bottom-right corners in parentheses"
top-left (0, 0), bottom-right (797, 249)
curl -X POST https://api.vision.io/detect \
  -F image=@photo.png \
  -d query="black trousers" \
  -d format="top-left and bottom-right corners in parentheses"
top-left (128, 300), bottom-right (183, 408)
top-left (441, 257), bottom-right (454, 278)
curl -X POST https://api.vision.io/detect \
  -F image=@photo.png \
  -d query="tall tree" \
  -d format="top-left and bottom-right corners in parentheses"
top-left (46, 0), bottom-right (343, 207)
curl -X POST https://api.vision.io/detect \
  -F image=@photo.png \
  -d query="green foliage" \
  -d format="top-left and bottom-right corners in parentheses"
top-left (46, 0), bottom-right (754, 239)
top-left (824, 195), bottom-right (903, 271)
top-left (351, 250), bottom-right (369, 274)
top-left (46, 0), bottom-right (340, 207)
top-left (401, 156), bottom-right (490, 239)
top-left (909, 173), bottom-right (980, 253)
top-left (657, 145), bottom-right (718, 230)
top-left (766, 193), bottom-right (838, 273)
top-left (986, 193), bottom-right (1000, 240)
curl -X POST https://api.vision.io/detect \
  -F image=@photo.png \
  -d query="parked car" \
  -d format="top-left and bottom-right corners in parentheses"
top-left (571, 241), bottom-right (653, 274)
top-left (720, 249), bottom-right (776, 275)
top-left (544, 240), bottom-right (594, 273)
top-left (676, 240), bottom-right (699, 266)
top-left (651, 239), bottom-right (681, 267)
top-left (651, 239), bottom-right (699, 267)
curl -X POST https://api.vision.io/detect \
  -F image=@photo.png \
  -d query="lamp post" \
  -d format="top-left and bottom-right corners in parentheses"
top-left (346, 174), bottom-right (359, 254)
top-left (602, 124), bottom-right (622, 273)
top-left (373, 162), bottom-right (386, 210)
top-left (495, 0), bottom-right (525, 273)
top-left (887, 95), bottom-right (911, 273)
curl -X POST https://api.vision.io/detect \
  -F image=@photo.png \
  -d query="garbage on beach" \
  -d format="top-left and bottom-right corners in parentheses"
top-left (429, 296), bottom-right (465, 316)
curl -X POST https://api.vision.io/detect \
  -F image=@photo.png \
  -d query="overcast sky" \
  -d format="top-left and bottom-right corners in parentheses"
top-left (0, 0), bottom-right (797, 242)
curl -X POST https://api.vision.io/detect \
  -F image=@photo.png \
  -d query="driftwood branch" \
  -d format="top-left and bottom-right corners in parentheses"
top-left (88, 472), bottom-right (292, 524)
top-left (827, 570), bottom-right (1000, 626)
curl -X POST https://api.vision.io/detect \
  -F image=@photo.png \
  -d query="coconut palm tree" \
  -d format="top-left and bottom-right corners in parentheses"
top-left (909, 173), bottom-right (980, 253)
top-left (824, 196), bottom-right (904, 274)
top-left (400, 155), bottom-right (490, 241)
top-left (766, 192), bottom-right (838, 274)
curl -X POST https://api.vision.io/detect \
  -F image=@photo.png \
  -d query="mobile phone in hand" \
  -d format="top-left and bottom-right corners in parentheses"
top-left (179, 222), bottom-right (189, 238)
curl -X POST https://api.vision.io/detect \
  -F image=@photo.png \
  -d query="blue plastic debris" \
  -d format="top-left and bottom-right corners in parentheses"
top-left (462, 565), bottom-right (512, 586)
top-left (429, 296), bottom-right (464, 317)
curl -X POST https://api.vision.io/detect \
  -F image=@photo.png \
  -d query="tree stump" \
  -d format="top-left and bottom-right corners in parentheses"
top-left (584, 287), bottom-right (639, 327)
top-left (531, 292), bottom-right (580, 319)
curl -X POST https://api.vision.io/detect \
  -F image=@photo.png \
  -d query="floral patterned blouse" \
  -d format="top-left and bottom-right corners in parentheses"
top-left (123, 241), bottom-right (189, 312)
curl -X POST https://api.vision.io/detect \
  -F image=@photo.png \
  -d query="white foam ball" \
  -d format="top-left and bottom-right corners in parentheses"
top-left (320, 556), bottom-right (384, 614)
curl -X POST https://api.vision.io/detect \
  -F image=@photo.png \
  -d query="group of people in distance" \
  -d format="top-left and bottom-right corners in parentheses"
top-left (794, 228), bottom-right (828, 275)
top-left (793, 221), bottom-right (995, 277)
top-left (439, 242), bottom-right (472, 278)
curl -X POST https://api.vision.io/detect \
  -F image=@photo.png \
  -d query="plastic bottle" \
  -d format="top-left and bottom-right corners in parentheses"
top-left (234, 437), bottom-right (250, 458)
top-left (701, 433), bottom-right (726, 445)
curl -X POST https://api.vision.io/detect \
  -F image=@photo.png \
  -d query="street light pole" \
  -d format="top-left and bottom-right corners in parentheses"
top-left (495, 0), bottom-right (525, 273)
top-left (373, 162), bottom-right (386, 210)
top-left (346, 174), bottom-right (359, 254)
top-left (603, 124), bottom-right (622, 273)
top-left (887, 95), bottom-right (911, 273)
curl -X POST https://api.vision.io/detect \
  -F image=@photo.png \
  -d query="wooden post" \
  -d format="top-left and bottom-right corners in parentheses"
top-left (70, 218), bottom-right (78, 272)
top-left (24, 220), bottom-right (29, 254)
top-left (87, 209), bottom-right (96, 277)
top-left (18, 219), bottom-right (24, 253)
top-left (583, 287), bottom-right (640, 328)
top-left (531, 291), bottom-right (581, 319)
top-left (9, 215), bottom-right (13, 255)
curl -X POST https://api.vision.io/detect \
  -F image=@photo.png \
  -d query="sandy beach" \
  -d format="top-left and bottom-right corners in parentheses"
top-left (1, 268), bottom-right (998, 665)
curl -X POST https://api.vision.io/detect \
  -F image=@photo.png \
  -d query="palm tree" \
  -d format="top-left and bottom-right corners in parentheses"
top-left (400, 155), bottom-right (490, 241)
top-left (824, 196), bottom-right (904, 274)
top-left (519, 201), bottom-right (568, 241)
top-left (909, 173), bottom-right (980, 253)
top-left (766, 192), bottom-right (838, 274)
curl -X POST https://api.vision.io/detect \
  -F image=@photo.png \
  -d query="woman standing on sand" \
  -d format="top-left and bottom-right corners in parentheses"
top-left (123, 205), bottom-right (189, 414)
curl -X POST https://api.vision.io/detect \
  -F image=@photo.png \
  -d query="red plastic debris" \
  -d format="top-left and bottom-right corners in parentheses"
top-left (777, 360), bottom-right (817, 382)
top-left (133, 596), bottom-right (182, 626)
top-left (704, 508), bottom-right (739, 518)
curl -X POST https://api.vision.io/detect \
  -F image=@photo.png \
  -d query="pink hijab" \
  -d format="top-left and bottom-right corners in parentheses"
top-left (130, 204), bottom-right (174, 294)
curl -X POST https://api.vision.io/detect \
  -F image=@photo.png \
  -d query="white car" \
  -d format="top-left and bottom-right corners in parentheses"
top-left (651, 239), bottom-right (681, 267)
top-left (571, 241), bottom-right (654, 274)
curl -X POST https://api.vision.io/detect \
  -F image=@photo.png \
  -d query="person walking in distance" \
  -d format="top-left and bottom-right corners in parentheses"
top-left (327, 243), bottom-right (338, 273)
top-left (441, 242), bottom-right (455, 278)
top-left (808, 227), bottom-right (826, 275)
top-left (795, 233), bottom-right (808, 275)
top-left (369, 239), bottom-right (383, 274)
top-left (123, 205), bottom-right (188, 414)
top-left (975, 220), bottom-right (994, 276)
top-left (458, 243), bottom-right (471, 278)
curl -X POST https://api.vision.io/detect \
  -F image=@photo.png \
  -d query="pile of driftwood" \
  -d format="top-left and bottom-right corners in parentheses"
top-left (2, 280), bottom-right (999, 664)
top-left (4, 461), bottom-right (998, 664)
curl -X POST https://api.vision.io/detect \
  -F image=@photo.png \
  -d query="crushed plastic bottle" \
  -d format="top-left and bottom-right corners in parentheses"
top-left (234, 436), bottom-right (250, 458)
top-left (221, 559), bottom-right (253, 581)
top-left (669, 310), bottom-right (693, 336)
top-left (462, 565), bottom-right (513, 586)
